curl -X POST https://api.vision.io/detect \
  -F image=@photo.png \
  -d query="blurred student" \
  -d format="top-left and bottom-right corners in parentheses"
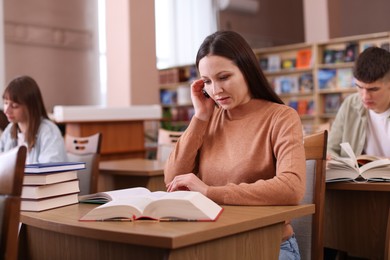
top-left (0, 75), bottom-right (68, 163)
top-left (328, 47), bottom-right (390, 157)
top-left (164, 31), bottom-right (306, 259)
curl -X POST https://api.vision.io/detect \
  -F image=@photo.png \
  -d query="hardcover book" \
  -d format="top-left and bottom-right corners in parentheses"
top-left (296, 49), bottom-right (312, 68)
top-left (22, 180), bottom-right (80, 199)
top-left (326, 142), bottom-right (390, 182)
top-left (23, 170), bottom-right (78, 185)
top-left (25, 161), bottom-right (86, 174)
top-left (79, 187), bottom-right (223, 222)
top-left (21, 193), bottom-right (79, 212)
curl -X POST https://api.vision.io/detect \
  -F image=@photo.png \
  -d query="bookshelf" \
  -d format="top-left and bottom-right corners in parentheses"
top-left (158, 32), bottom-right (390, 134)
top-left (315, 32), bottom-right (390, 129)
top-left (254, 43), bottom-right (317, 134)
top-left (254, 31), bottom-right (390, 134)
top-left (158, 65), bottom-right (197, 131)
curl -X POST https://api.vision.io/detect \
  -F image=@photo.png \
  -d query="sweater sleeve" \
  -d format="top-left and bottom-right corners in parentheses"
top-left (207, 108), bottom-right (306, 206)
top-left (164, 117), bottom-right (209, 183)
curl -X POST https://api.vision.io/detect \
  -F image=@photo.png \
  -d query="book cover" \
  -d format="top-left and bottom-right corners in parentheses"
top-left (344, 42), bottom-right (358, 62)
top-left (297, 100), bottom-right (308, 115)
top-left (324, 93), bottom-right (341, 114)
top-left (326, 142), bottom-right (390, 182)
top-left (25, 161), bottom-right (86, 174)
top-left (318, 69), bottom-right (337, 89)
top-left (288, 100), bottom-right (298, 111)
top-left (22, 180), bottom-right (80, 199)
top-left (259, 58), bottom-right (268, 71)
top-left (281, 58), bottom-right (296, 69)
top-left (267, 55), bottom-right (281, 72)
top-left (323, 49), bottom-right (335, 64)
top-left (79, 187), bottom-right (223, 222)
top-left (296, 49), bottom-right (312, 68)
top-left (298, 73), bottom-right (314, 93)
top-left (336, 68), bottom-right (354, 88)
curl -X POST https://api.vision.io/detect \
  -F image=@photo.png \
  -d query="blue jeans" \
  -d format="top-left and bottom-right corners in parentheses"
top-left (279, 234), bottom-right (301, 260)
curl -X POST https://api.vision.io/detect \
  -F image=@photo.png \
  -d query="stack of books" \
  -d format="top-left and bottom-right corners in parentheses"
top-left (21, 161), bottom-right (86, 212)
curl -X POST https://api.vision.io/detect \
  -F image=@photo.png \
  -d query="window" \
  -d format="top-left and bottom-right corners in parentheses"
top-left (155, 0), bottom-right (218, 69)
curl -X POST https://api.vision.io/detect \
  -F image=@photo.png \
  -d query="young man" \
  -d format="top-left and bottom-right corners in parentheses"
top-left (328, 47), bottom-right (390, 157)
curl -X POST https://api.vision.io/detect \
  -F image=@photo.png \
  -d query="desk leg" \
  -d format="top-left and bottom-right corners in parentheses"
top-left (386, 207), bottom-right (390, 260)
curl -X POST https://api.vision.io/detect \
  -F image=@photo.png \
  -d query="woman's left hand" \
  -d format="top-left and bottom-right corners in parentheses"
top-left (166, 173), bottom-right (209, 195)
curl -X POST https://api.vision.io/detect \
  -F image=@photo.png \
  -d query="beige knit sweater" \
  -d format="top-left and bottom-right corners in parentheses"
top-left (164, 99), bottom-right (306, 240)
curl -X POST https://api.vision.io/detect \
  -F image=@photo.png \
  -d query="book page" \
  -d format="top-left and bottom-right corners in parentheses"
top-left (79, 196), bottom-right (153, 221)
top-left (326, 159), bottom-right (359, 182)
top-left (79, 187), bottom-right (151, 204)
top-left (361, 165), bottom-right (390, 181)
top-left (143, 191), bottom-right (222, 221)
top-left (340, 143), bottom-right (359, 170)
top-left (360, 159), bottom-right (390, 174)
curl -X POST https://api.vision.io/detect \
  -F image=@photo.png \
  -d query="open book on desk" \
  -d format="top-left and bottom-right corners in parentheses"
top-left (79, 187), bottom-right (223, 222)
top-left (326, 142), bottom-right (390, 182)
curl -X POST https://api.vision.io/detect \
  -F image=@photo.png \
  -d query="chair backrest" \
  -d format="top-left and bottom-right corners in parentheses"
top-left (156, 128), bottom-right (183, 162)
top-left (0, 146), bottom-right (27, 260)
top-left (65, 133), bottom-right (102, 195)
top-left (292, 130), bottom-right (328, 260)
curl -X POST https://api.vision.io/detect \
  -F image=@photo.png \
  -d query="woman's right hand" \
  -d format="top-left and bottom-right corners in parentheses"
top-left (191, 79), bottom-right (215, 121)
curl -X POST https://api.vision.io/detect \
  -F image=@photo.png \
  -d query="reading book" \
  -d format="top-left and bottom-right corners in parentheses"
top-left (79, 187), bottom-right (223, 222)
top-left (326, 142), bottom-right (390, 182)
top-left (25, 161), bottom-right (86, 174)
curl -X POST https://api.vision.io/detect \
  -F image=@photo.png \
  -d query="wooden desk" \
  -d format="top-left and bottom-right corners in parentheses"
top-left (98, 158), bottom-right (166, 192)
top-left (325, 182), bottom-right (390, 260)
top-left (19, 203), bottom-right (314, 260)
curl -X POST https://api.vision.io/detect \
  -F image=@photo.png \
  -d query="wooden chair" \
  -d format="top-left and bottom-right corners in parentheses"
top-left (65, 133), bottom-right (102, 195)
top-left (156, 128), bottom-right (183, 162)
top-left (292, 130), bottom-right (328, 260)
top-left (0, 146), bottom-right (27, 260)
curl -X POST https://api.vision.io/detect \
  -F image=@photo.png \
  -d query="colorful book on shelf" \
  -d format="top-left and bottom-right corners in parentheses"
top-left (267, 55), bottom-right (281, 72)
top-left (344, 42), bottom-right (358, 62)
top-left (318, 69), bottom-right (337, 89)
top-left (324, 93), bottom-right (341, 114)
top-left (79, 187), bottom-right (223, 222)
top-left (298, 73), bottom-right (314, 93)
top-left (23, 170), bottom-right (78, 185)
top-left (21, 193), bottom-right (79, 212)
top-left (281, 58), bottom-right (296, 69)
top-left (22, 180), bottom-right (80, 199)
top-left (274, 76), bottom-right (299, 94)
top-left (297, 100), bottom-right (309, 115)
top-left (326, 142), bottom-right (390, 183)
top-left (296, 49), bottom-right (312, 68)
top-left (336, 68), bottom-right (354, 88)
top-left (25, 161), bottom-right (86, 174)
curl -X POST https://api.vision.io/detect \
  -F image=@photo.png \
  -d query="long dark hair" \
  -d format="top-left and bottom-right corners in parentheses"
top-left (196, 30), bottom-right (283, 104)
top-left (3, 75), bottom-right (48, 149)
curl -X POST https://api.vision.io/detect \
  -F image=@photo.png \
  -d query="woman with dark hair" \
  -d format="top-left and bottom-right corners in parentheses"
top-left (0, 75), bottom-right (67, 163)
top-left (164, 31), bottom-right (305, 259)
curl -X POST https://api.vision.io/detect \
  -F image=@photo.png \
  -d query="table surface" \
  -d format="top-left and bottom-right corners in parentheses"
top-left (326, 181), bottom-right (390, 191)
top-left (20, 203), bottom-right (314, 249)
top-left (99, 158), bottom-right (166, 176)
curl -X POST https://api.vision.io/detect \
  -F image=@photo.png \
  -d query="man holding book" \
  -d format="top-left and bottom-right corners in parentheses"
top-left (328, 47), bottom-right (390, 158)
